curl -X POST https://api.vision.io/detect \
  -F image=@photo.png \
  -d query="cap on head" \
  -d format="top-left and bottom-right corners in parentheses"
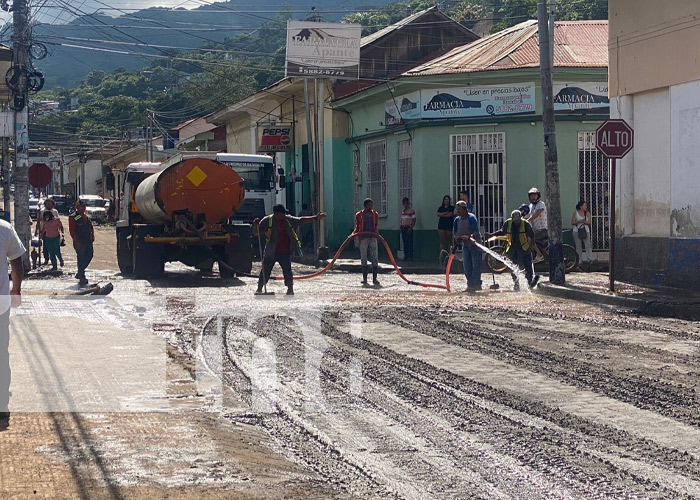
top-left (455, 200), bottom-right (468, 210)
top-left (272, 204), bottom-right (286, 214)
top-left (511, 209), bottom-right (522, 220)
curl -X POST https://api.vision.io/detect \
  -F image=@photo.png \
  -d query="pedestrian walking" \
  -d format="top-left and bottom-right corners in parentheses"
top-left (400, 197), bottom-right (416, 261)
top-left (354, 198), bottom-right (380, 286)
top-left (571, 200), bottom-right (594, 268)
top-left (453, 200), bottom-right (482, 292)
top-left (0, 219), bottom-right (25, 429)
top-left (69, 200), bottom-right (94, 286)
top-left (41, 211), bottom-right (64, 270)
top-left (526, 187), bottom-right (547, 263)
top-left (487, 209), bottom-right (538, 290)
top-left (436, 195), bottom-right (454, 260)
top-left (37, 198), bottom-right (59, 266)
top-left (254, 204), bottom-right (325, 296)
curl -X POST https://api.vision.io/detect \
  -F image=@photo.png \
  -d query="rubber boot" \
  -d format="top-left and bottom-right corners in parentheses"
top-left (286, 285), bottom-right (294, 296)
top-left (361, 266), bottom-right (368, 285)
top-left (372, 266), bottom-right (380, 287)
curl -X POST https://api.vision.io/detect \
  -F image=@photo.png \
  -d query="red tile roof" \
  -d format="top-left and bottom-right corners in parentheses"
top-left (404, 20), bottom-right (608, 76)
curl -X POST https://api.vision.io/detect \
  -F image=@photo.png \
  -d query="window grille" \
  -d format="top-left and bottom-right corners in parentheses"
top-left (366, 140), bottom-right (387, 215)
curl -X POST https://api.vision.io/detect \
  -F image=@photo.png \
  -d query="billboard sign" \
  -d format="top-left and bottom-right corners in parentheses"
top-left (385, 91), bottom-right (421, 127)
top-left (420, 84), bottom-right (535, 119)
top-left (285, 21), bottom-right (361, 79)
top-left (554, 83), bottom-right (609, 113)
top-left (258, 124), bottom-right (294, 153)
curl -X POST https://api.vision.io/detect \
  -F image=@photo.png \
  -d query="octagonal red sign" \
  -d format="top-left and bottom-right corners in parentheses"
top-left (596, 119), bottom-right (634, 159)
top-left (28, 162), bottom-right (52, 188)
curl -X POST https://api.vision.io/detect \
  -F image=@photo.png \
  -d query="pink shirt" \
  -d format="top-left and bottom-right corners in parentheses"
top-left (42, 218), bottom-right (63, 238)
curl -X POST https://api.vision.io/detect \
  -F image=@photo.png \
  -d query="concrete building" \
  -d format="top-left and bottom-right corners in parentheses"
top-left (331, 20), bottom-right (609, 258)
top-left (609, 1), bottom-right (700, 288)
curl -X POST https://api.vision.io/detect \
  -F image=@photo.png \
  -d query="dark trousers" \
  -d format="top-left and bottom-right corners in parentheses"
top-left (401, 226), bottom-right (413, 259)
top-left (258, 252), bottom-right (293, 288)
top-left (463, 245), bottom-right (483, 288)
top-left (75, 242), bottom-right (94, 279)
top-left (0, 310), bottom-right (9, 412)
top-left (42, 235), bottom-right (49, 262)
top-left (509, 250), bottom-right (534, 287)
top-left (44, 236), bottom-right (62, 268)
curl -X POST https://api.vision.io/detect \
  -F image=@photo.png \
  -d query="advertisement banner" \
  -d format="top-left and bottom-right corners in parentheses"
top-left (553, 83), bottom-right (609, 113)
top-left (385, 91), bottom-right (421, 127)
top-left (420, 84), bottom-right (535, 119)
top-left (257, 124), bottom-right (294, 153)
top-left (285, 21), bottom-right (361, 80)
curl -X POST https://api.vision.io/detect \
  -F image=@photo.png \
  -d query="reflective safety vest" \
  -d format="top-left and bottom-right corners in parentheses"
top-left (505, 218), bottom-right (529, 252)
top-left (265, 214), bottom-right (301, 248)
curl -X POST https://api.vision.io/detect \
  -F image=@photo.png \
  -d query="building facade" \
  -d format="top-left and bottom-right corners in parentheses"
top-left (331, 21), bottom-right (610, 259)
top-left (609, 0), bottom-right (700, 288)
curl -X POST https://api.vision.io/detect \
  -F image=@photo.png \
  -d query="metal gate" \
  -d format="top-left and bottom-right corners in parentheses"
top-left (450, 133), bottom-right (506, 234)
top-left (577, 131), bottom-right (610, 251)
top-left (352, 148), bottom-right (360, 213)
top-left (366, 140), bottom-right (387, 215)
top-left (398, 140), bottom-right (412, 203)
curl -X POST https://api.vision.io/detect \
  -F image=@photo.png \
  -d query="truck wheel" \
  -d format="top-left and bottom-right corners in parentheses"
top-left (116, 226), bottom-right (133, 275)
top-left (219, 260), bottom-right (235, 279)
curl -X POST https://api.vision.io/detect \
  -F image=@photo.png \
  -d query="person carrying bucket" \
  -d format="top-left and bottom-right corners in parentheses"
top-left (253, 204), bottom-right (325, 296)
top-left (453, 200), bottom-right (482, 293)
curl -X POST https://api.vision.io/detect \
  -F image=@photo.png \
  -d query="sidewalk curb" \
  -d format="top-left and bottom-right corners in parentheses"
top-left (536, 282), bottom-right (647, 310)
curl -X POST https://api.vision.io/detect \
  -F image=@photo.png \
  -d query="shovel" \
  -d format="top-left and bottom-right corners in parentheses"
top-left (255, 224), bottom-right (275, 296)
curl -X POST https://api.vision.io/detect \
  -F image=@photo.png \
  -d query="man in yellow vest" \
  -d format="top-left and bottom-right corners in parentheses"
top-left (253, 204), bottom-right (326, 295)
top-left (486, 209), bottom-right (538, 290)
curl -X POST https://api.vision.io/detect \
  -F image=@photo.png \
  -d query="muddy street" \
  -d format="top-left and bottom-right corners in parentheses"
top-left (7, 221), bottom-right (700, 498)
top-left (112, 262), bottom-right (700, 499)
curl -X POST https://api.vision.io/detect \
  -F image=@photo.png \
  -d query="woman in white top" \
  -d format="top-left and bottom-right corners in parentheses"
top-left (571, 200), bottom-right (593, 265)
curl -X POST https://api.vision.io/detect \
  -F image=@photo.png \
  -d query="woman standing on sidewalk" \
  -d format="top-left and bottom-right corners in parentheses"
top-left (41, 211), bottom-right (64, 270)
top-left (571, 200), bottom-right (594, 268)
top-left (436, 195), bottom-right (454, 261)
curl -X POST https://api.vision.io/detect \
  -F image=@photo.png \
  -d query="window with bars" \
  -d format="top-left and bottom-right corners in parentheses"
top-left (352, 148), bottom-right (360, 213)
top-left (450, 133), bottom-right (506, 235)
top-left (366, 140), bottom-right (387, 215)
top-left (577, 131), bottom-right (610, 251)
top-left (398, 140), bottom-right (412, 203)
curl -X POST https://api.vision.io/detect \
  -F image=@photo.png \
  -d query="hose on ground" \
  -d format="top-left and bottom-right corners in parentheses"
top-left (269, 231), bottom-right (452, 291)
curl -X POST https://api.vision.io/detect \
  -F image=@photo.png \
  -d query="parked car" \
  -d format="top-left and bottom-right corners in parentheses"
top-left (48, 195), bottom-right (73, 215)
top-left (29, 198), bottom-right (39, 220)
top-left (78, 194), bottom-right (107, 223)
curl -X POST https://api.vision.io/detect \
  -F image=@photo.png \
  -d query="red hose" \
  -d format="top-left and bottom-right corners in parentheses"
top-left (271, 231), bottom-right (452, 291)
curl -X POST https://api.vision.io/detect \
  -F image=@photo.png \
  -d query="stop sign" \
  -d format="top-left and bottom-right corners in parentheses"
top-left (28, 162), bottom-right (53, 188)
top-left (596, 119), bottom-right (634, 158)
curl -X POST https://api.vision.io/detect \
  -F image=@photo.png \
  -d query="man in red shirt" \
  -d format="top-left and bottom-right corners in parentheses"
top-left (69, 200), bottom-right (94, 286)
top-left (254, 204), bottom-right (325, 295)
top-left (354, 198), bottom-right (380, 286)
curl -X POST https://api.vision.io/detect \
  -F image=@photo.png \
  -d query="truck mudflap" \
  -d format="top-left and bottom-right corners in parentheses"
top-left (131, 224), bottom-right (165, 279)
top-left (222, 223), bottom-right (254, 276)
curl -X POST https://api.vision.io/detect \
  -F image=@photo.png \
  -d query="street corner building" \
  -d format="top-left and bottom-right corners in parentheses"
top-left (610, 0), bottom-right (700, 289)
top-left (331, 20), bottom-right (610, 261)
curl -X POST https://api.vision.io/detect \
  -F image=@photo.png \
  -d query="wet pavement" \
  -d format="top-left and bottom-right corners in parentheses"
top-left (5, 228), bottom-right (700, 498)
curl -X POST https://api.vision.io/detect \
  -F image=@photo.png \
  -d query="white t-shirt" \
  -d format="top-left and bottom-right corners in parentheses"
top-left (529, 200), bottom-right (548, 231)
top-left (0, 219), bottom-right (26, 295)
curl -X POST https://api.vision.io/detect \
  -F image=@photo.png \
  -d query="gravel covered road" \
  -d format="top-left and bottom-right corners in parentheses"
top-left (102, 261), bottom-right (700, 500)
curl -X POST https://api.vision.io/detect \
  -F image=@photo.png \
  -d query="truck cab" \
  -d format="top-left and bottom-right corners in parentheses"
top-left (216, 153), bottom-right (284, 221)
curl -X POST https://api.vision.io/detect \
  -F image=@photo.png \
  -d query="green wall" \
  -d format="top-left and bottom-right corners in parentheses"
top-left (327, 68), bottom-right (608, 260)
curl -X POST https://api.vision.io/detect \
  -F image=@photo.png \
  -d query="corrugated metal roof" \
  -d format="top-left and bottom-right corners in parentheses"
top-left (405, 20), bottom-right (608, 76)
top-left (361, 7), bottom-right (438, 47)
top-left (360, 6), bottom-right (475, 48)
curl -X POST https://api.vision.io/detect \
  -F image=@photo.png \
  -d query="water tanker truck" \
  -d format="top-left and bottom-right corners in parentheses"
top-left (115, 156), bottom-right (253, 279)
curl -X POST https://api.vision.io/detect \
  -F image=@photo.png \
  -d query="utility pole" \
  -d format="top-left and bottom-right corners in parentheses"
top-left (79, 147), bottom-right (86, 195)
top-left (2, 137), bottom-right (9, 222)
top-left (537, 0), bottom-right (565, 284)
top-left (303, 78), bottom-right (317, 254)
top-left (12, 0), bottom-right (31, 270)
